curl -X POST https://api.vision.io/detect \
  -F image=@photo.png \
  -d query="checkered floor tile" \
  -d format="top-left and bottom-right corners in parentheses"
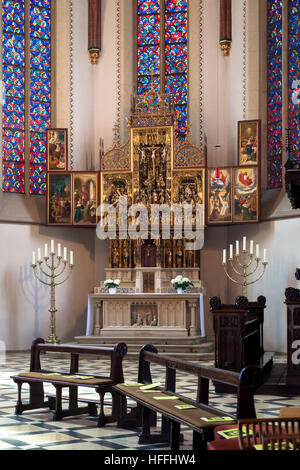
top-left (0, 352), bottom-right (299, 450)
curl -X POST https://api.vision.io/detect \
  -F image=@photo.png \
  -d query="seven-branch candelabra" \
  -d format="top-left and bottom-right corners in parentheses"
top-left (31, 240), bottom-right (74, 344)
top-left (222, 237), bottom-right (268, 297)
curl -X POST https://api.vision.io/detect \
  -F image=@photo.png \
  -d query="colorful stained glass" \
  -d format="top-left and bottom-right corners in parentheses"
top-left (2, 162), bottom-right (25, 193)
top-left (2, 129), bottom-right (24, 162)
top-left (30, 165), bottom-right (46, 195)
top-left (30, 5), bottom-right (51, 40)
top-left (30, 0), bottom-right (51, 194)
top-left (2, 0), bottom-right (24, 35)
top-left (165, 12), bottom-right (187, 44)
top-left (3, 64), bottom-right (24, 99)
top-left (3, 33), bottom-right (25, 66)
top-left (166, 0), bottom-right (187, 12)
top-left (137, 0), bottom-right (188, 140)
top-left (288, 0), bottom-right (300, 164)
top-left (267, 0), bottom-right (282, 189)
top-left (138, 0), bottom-right (160, 15)
top-left (2, 0), bottom-right (51, 194)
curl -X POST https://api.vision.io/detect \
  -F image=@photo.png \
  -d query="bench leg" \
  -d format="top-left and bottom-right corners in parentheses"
top-left (97, 391), bottom-right (106, 427)
top-left (193, 430), bottom-right (207, 451)
top-left (170, 420), bottom-right (181, 451)
top-left (53, 385), bottom-right (63, 421)
top-left (15, 381), bottom-right (51, 415)
top-left (67, 386), bottom-right (97, 417)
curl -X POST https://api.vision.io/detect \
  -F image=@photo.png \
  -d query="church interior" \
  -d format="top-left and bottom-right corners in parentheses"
top-left (1, 0), bottom-right (300, 453)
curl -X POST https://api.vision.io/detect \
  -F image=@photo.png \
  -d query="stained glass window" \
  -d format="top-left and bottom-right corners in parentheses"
top-left (137, 0), bottom-right (188, 141)
top-left (288, 0), bottom-right (300, 162)
top-left (1, 0), bottom-right (51, 194)
top-left (267, 0), bottom-right (283, 189)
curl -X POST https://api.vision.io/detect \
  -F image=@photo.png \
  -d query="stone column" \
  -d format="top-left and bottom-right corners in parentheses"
top-left (189, 301), bottom-right (200, 337)
top-left (94, 301), bottom-right (102, 336)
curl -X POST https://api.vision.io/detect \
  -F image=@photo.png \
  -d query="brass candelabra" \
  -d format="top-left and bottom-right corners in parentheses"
top-left (222, 238), bottom-right (268, 297)
top-left (32, 243), bottom-right (74, 344)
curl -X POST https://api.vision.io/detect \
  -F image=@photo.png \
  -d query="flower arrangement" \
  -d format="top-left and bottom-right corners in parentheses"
top-left (104, 279), bottom-right (120, 293)
top-left (171, 275), bottom-right (194, 293)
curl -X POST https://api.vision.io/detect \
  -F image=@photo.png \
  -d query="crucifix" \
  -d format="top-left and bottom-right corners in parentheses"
top-left (88, 0), bottom-right (101, 64)
top-left (220, 0), bottom-right (232, 56)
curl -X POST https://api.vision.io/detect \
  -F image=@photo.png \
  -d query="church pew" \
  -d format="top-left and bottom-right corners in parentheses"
top-left (113, 344), bottom-right (264, 451)
top-left (11, 338), bottom-right (127, 427)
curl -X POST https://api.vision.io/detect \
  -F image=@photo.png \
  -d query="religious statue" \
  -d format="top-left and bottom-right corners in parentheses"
top-left (186, 250), bottom-right (194, 268)
top-left (112, 242), bottom-right (120, 268)
top-left (176, 240), bottom-right (183, 268)
top-left (122, 240), bottom-right (130, 268)
top-left (166, 246), bottom-right (173, 268)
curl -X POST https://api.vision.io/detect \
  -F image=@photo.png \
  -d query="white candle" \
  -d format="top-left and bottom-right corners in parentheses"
top-left (37, 248), bottom-right (42, 262)
top-left (32, 251), bottom-right (36, 265)
top-left (44, 244), bottom-right (48, 258)
top-left (250, 240), bottom-right (254, 255)
top-left (223, 249), bottom-right (227, 264)
top-left (236, 240), bottom-right (240, 256)
top-left (57, 244), bottom-right (61, 258)
top-left (243, 237), bottom-right (247, 251)
top-left (70, 251), bottom-right (74, 266)
top-left (263, 249), bottom-right (267, 263)
top-left (256, 244), bottom-right (260, 259)
top-left (64, 247), bottom-right (67, 262)
top-left (229, 244), bottom-right (233, 260)
top-left (51, 240), bottom-right (55, 254)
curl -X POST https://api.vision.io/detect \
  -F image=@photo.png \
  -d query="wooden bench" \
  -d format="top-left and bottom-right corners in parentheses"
top-left (11, 338), bottom-right (127, 427)
top-left (113, 344), bottom-right (264, 451)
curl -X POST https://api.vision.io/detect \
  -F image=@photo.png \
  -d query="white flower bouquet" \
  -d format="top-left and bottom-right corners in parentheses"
top-left (104, 279), bottom-right (120, 292)
top-left (171, 275), bottom-right (194, 293)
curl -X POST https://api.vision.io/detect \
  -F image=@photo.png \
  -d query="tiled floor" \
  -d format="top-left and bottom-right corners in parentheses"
top-left (0, 352), bottom-right (300, 450)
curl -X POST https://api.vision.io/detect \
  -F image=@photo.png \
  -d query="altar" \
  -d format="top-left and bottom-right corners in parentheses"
top-left (75, 83), bottom-right (212, 359)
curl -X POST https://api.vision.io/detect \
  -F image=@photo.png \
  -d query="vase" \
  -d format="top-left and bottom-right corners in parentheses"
top-left (109, 287), bottom-right (117, 294)
top-left (177, 288), bottom-right (184, 294)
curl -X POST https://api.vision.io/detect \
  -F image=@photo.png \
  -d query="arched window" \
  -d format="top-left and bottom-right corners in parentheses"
top-left (137, 0), bottom-right (188, 141)
top-left (267, 0), bottom-right (300, 189)
top-left (2, 0), bottom-right (51, 194)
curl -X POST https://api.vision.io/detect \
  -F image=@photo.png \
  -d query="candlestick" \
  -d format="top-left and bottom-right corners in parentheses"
top-left (243, 237), bottom-right (247, 252)
top-left (236, 241), bottom-right (240, 256)
top-left (31, 243), bottom-right (75, 344)
top-left (50, 240), bottom-right (55, 254)
top-left (57, 244), bottom-right (61, 258)
top-left (64, 247), bottom-right (67, 262)
top-left (263, 249), bottom-right (267, 263)
top-left (222, 238), bottom-right (268, 297)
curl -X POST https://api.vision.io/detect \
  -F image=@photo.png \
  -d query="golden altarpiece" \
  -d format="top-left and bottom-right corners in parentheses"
top-left (76, 86), bottom-right (209, 357)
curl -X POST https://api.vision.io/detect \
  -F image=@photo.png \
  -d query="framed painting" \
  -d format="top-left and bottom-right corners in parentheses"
top-left (72, 172), bottom-right (99, 226)
top-left (46, 172), bottom-right (72, 226)
top-left (206, 168), bottom-right (232, 225)
top-left (233, 167), bottom-right (260, 223)
top-left (238, 120), bottom-right (261, 166)
top-left (46, 128), bottom-right (68, 171)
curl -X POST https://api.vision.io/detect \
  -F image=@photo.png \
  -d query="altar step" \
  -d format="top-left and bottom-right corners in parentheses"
top-left (74, 335), bottom-right (214, 361)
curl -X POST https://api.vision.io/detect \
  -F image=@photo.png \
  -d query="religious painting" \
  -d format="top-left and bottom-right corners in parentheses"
top-left (238, 120), bottom-right (261, 166)
top-left (233, 167), bottom-right (259, 223)
top-left (46, 128), bottom-right (68, 171)
top-left (46, 172), bottom-right (72, 226)
top-left (207, 168), bottom-right (232, 224)
top-left (73, 172), bottom-right (99, 226)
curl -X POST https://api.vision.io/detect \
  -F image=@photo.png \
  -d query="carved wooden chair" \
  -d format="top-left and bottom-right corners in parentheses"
top-left (238, 418), bottom-right (300, 450)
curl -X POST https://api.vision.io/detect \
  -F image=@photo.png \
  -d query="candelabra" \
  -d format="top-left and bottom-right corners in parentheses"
top-left (32, 241), bottom-right (74, 344)
top-left (222, 237), bottom-right (268, 297)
